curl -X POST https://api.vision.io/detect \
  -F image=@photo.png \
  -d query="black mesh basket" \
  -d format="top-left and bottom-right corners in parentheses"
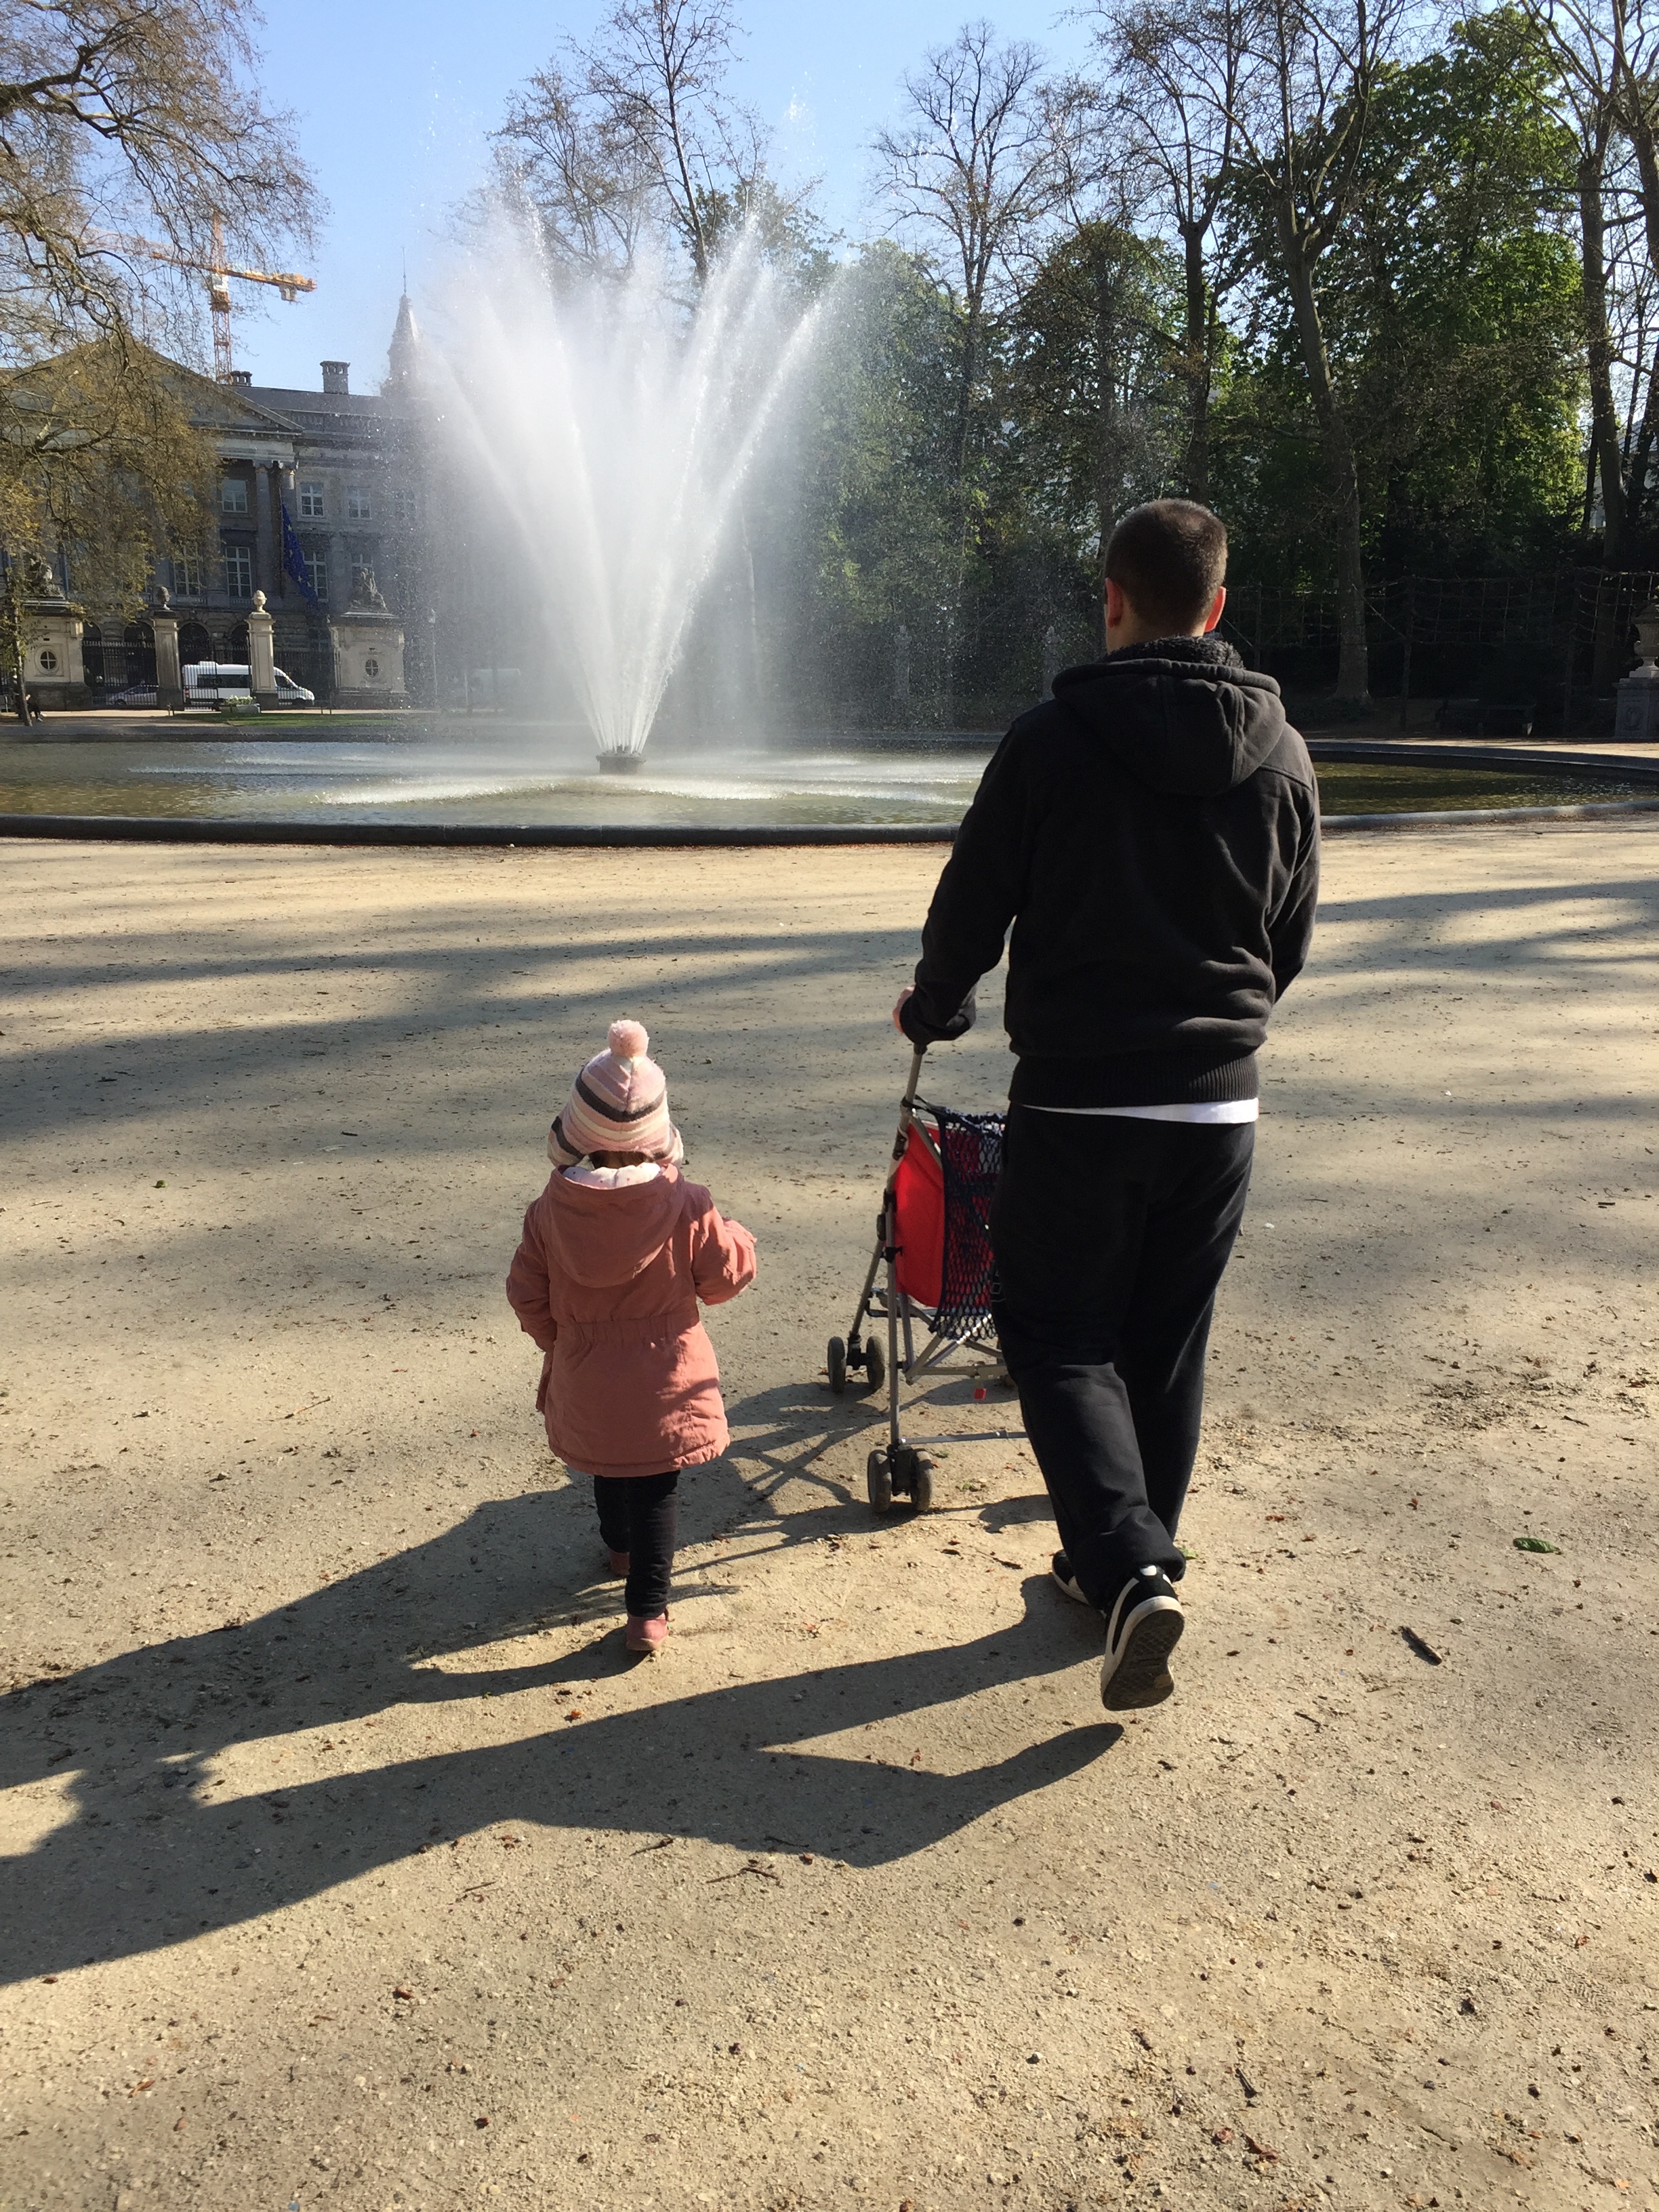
top-left (933, 1107), bottom-right (1004, 1334)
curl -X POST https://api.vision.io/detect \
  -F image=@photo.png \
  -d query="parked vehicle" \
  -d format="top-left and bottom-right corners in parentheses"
top-left (183, 662), bottom-right (316, 705)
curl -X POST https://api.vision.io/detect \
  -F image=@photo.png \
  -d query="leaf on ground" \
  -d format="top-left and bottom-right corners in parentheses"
top-left (1513, 1536), bottom-right (1559, 1553)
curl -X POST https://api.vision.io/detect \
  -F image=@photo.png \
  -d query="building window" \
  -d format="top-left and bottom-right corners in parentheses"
top-left (345, 486), bottom-right (371, 521)
top-left (171, 550), bottom-right (203, 598)
top-left (391, 489), bottom-right (421, 528)
top-left (221, 476), bottom-right (249, 514)
top-left (304, 549), bottom-right (329, 600)
top-left (298, 480), bottom-right (325, 519)
top-left (224, 544), bottom-right (253, 598)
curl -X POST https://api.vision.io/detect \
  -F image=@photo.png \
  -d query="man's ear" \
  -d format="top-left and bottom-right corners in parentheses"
top-left (1104, 576), bottom-right (1127, 632)
top-left (1203, 583), bottom-right (1227, 635)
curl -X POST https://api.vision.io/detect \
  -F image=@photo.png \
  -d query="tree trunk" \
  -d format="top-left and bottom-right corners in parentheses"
top-left (1178, 219), bottom-right (1210, 504)
top-left (1278, 223), bottom-right (1369, 704)
top-left (1578, 141), bottom-right (1631, 693)
top-left (1578, 147), bottom-right (1626, 565)
top-left (1094, 253), bottom-right (1120, 576)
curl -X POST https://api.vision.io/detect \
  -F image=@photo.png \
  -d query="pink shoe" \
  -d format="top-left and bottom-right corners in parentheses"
top-left (625, 1612), bottom-right (669, 1656)
top-left (605, 1549), bottom-right (630, 1580)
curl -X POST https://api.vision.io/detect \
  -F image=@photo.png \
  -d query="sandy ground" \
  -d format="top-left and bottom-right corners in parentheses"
top-left (2, 826), bottom-right (1657, 2212)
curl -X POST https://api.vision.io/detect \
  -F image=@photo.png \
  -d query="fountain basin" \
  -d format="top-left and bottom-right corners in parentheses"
top-left (597, 752), bottom-right (646, 775)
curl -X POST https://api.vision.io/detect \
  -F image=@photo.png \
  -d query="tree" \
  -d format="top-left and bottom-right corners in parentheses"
top-left (1005, 218), bottom-right (1182, 570)
top-left (1214, 10), bottom-right (1581, 583)
top-left (0, 0), bottom-right (313, 639)
top-left (0, 0), bottom-right (314, 348)
top-left (874, 20), bottom-right (1063, 712)
top-left (495, 0), bottom-right (783, 284)
top-left (1097, 0), bottom-right (1246, 501)
top-left (1124, 0), bottom-right (1419, 703)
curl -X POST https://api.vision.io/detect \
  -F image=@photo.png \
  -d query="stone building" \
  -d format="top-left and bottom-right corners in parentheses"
top-left (83, 298), bottom-right (430, 702)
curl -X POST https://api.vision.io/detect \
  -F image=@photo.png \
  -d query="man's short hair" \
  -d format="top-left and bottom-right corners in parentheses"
top-left (1104, 499), bottom-right (1228, 633)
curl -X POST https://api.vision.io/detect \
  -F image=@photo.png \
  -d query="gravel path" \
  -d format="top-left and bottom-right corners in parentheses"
top-left (3, 826), bottom-right (1657, 2212)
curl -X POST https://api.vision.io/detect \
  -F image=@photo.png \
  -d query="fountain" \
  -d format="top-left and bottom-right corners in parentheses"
top-left (432, 228), bottom-right (820, 771)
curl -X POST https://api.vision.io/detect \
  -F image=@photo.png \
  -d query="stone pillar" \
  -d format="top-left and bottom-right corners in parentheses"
top-left (329, 532), bottom-right (348, 614)
top-left (329, 571), bottom-right (406, 707)
top-left (253, 466), bottom-right (275, 596)
top-left (152, 592), bottom-right (183, 709)
top-left (247, 590), bottom-right (277, 708)
top-left (22, 594), bottom-right (87, 709)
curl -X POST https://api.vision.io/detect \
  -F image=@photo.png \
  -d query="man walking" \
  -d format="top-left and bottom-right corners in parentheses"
top-left (894, 500), bottom-right (1319, 1710)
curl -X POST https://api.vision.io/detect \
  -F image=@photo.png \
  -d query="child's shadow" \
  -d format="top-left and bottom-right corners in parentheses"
top-left (0, 1487), bottom-right (1115, 1986)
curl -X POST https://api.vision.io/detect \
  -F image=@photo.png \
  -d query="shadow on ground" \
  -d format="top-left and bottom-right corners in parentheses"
top-left (0, 1443), bottom-right (1111, 1985)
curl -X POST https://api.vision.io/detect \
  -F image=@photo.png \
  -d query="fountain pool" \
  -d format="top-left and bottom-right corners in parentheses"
top-left (0, 724), bottom-right (1650, 837)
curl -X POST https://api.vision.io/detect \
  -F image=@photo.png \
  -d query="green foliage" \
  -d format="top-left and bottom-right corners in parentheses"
top-left (1212, 9), bottom-right (1582, 585)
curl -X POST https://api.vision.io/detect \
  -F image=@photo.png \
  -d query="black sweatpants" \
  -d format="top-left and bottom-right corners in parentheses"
top-left (592, 1471), bottom-right (679, 1618)
top-left (990, 1106), bottom-right (1254, 1607)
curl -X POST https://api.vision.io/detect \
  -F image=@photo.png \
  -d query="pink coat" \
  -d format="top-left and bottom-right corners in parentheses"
top-left (506, 1166), bottom-right (756, 1479)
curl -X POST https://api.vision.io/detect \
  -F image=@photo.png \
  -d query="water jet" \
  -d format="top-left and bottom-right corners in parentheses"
top-left (597, 752), bottom-right (645, 775)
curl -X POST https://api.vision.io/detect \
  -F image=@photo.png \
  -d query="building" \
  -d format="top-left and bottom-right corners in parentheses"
top-left (83, 298), bottom-right (431, 702)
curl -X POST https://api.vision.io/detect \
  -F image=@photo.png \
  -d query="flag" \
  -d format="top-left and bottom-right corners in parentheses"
top-left (281, 501), bottom-right (318, 605)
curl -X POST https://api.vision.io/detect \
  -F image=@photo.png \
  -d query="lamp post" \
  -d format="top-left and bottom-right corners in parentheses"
top-left (427, 608), bottom-right (438, 710)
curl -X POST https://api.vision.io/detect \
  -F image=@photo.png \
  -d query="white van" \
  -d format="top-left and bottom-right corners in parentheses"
top-left (184, 661), bottom-right (316, 705)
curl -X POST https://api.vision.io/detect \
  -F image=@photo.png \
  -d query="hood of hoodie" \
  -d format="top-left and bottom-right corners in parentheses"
top-left (542, 1163), bottom-right (685, 1288)
top-left (1050, 634), bottom-right (1290, 798)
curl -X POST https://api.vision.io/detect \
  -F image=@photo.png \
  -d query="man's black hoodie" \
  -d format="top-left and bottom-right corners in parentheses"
top-left (903, 635), bottom-right (1319, 1107)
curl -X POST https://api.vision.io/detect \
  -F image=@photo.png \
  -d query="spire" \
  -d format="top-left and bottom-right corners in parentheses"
top-left (386, 291), bottom-right (420, 393)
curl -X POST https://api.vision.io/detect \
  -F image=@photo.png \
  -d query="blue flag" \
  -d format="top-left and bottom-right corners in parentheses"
top-left (281, 501), bottom-right (318, 605)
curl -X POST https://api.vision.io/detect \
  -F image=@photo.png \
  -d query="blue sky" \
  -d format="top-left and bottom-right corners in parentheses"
top-left (231, 0), bottom-right (1096, 391)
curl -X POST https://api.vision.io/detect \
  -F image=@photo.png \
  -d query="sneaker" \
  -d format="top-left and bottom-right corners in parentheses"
top-left (604, 1548), bottom-right (631, 1580)
top-left (625, 1612), bottom-right (669, 1656)
top-left (1050, 1551), bottom-right (1088, 1605)
top-left (1100, 1566), bottom-right (1184, 1711)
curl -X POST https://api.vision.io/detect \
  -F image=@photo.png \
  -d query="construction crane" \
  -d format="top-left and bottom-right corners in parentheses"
top-left (104, 218), bottom-right (315, 382)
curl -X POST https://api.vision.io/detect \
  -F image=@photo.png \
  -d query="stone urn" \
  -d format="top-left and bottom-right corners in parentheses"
top-left (1615, 598), bottom-right (1659, 741)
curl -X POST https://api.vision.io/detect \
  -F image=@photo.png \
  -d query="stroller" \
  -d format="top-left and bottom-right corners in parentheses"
top-left (827, 1046), bottom-right (1007, 1513)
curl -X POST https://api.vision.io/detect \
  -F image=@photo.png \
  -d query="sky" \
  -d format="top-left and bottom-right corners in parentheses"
top-left (230, 0), bottom-right (1096, 392)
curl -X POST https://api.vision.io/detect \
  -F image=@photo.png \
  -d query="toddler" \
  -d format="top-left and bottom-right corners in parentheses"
top-left (506, 1020), bottom-right (756, 1654)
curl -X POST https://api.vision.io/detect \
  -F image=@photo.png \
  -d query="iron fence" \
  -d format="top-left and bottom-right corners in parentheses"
top-left (1218, 569), bottom-right (1658, 730)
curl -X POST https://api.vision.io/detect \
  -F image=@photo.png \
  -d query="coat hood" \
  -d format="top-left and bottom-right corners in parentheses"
top-left (541, 1164), bottom-right (686, 1288)
top-left (1050, 634), bottom-right (1288, 798)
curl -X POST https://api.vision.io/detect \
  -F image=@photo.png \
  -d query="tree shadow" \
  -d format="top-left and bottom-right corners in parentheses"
top-left (0, 1483), bottom-right (1112, 1987)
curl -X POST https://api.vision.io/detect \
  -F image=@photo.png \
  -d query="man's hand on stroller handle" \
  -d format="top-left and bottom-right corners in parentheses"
top-left (893, 983), bottom-right (977, 1046)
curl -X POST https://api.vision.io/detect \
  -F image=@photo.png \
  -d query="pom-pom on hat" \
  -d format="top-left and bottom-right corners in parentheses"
top-left (549, 1019), bottom-right (681, 1168)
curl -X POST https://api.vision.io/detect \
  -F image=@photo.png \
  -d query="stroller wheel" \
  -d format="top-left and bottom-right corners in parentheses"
top-left (891, 1443), bottom-right (934, 1511)
top-left (827, 1337), bottom-right (848, 1395)
top-left (863, 1336), bottom-right (886, 1393)
top-left (865, 1448), bottom-right (893, 1515)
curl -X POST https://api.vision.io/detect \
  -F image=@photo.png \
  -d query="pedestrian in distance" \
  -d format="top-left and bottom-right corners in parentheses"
top-left (893, 499), bottom-right (1319, 1711)
top-left (506, 1020), bottom-right (757, 1656)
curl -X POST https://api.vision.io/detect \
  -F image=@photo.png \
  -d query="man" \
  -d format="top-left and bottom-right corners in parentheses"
top-left (894, 499), bottom-right (1319, 1711)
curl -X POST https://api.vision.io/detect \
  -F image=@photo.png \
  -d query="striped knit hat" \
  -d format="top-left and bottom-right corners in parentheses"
top-left (548, 1019), bottom-right (682, 1168)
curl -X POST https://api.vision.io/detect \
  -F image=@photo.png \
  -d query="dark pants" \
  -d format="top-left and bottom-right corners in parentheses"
top-left (592, 1471), bottom-right (679, 1618)
top-left (990, 1107), bottom-right (1254, 1607)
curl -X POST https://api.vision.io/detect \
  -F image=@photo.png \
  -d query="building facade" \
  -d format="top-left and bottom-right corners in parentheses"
top-left (83, 298), bottom-right (431, 702)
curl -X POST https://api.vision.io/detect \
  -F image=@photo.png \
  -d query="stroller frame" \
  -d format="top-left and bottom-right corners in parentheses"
top-left (829, 1046), bottom-right (1007, 1513)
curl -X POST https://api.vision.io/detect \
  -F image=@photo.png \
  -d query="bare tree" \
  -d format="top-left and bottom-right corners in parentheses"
top-left (495, 0), bottom-right (769, 283)
top-left (0, 0), bottom-right (315, 353)
top-left (0, 0), bottom-right (312, 636)
top-left (874, 21), bottom-right (1063, 709)
top-left (1096, 0), bottom-right (1246, 502)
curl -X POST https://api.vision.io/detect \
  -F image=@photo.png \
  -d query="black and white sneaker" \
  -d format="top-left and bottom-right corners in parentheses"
top-left (1100, 1565), bottom-right (1185, 1711)
top-left (1050, 1551), bottom-right (1088, 1605)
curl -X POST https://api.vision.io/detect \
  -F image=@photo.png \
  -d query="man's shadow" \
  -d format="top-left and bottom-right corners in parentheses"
top-left (0, 1471), bottom-right (1115, 1986)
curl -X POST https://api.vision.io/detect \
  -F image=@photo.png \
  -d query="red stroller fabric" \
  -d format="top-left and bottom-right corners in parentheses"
top-left (893, 1124), bottom-right (946, 1309)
